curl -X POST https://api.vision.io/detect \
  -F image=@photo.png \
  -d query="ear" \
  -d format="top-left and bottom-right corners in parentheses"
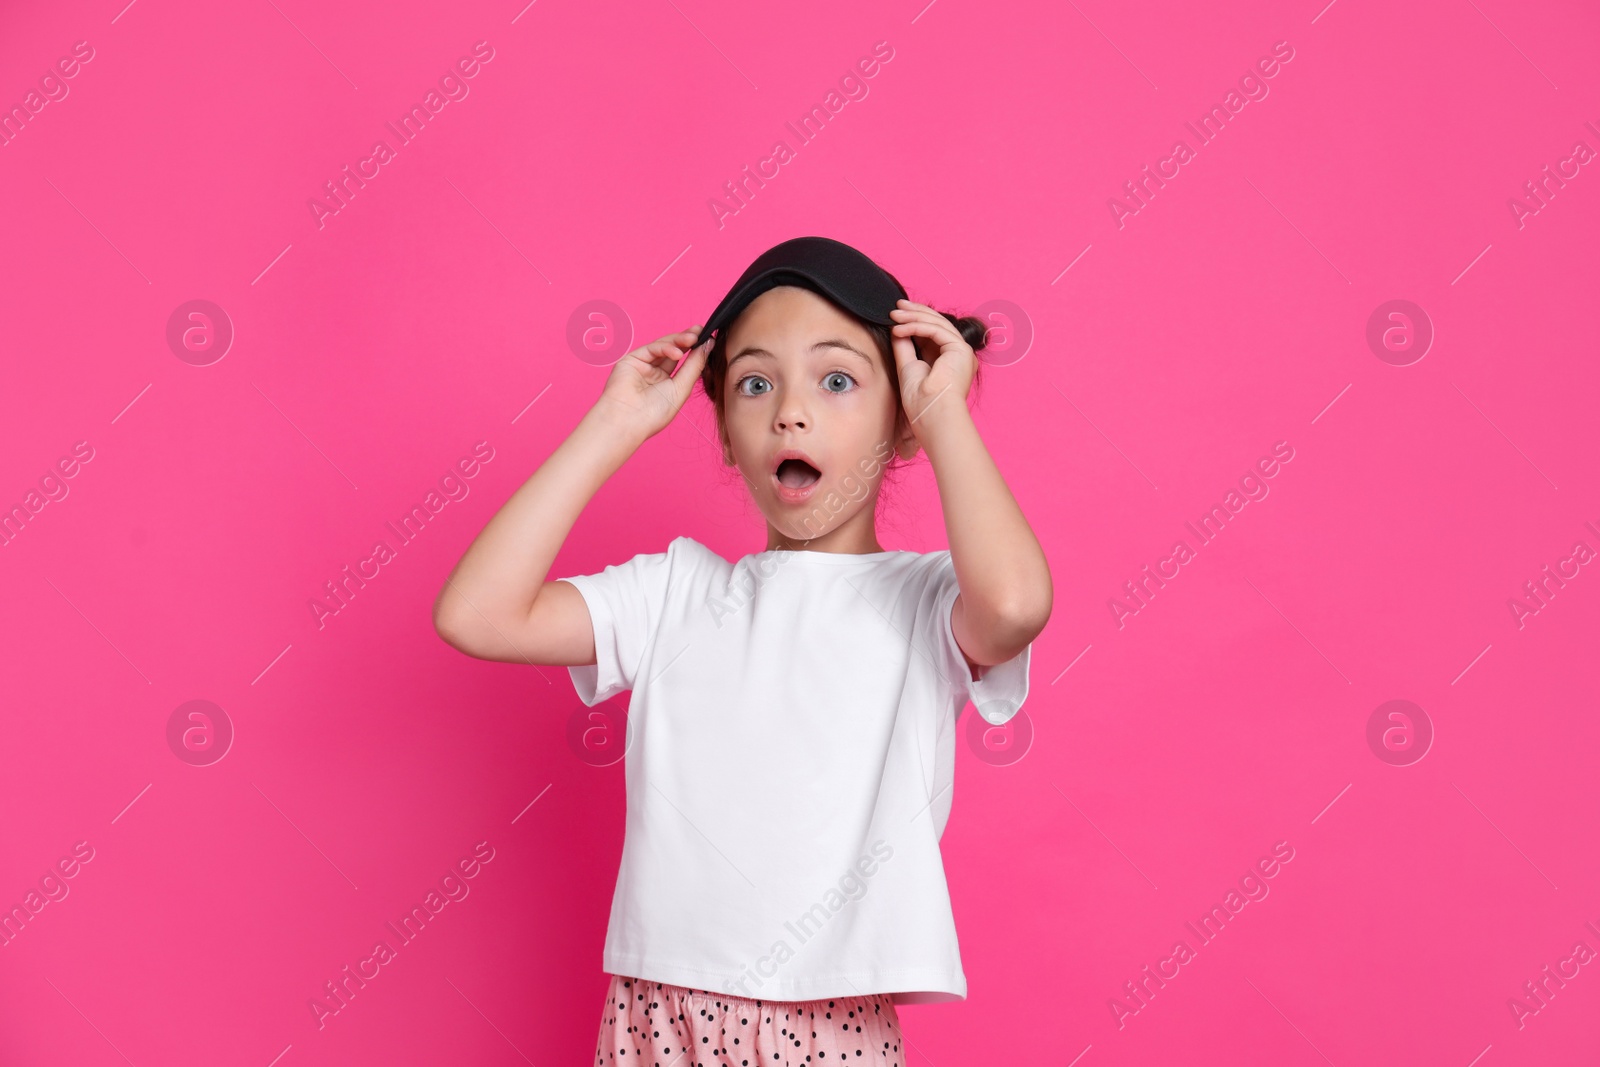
top-left (892, 408), bottom-right (921, 460)
top-left (719, 423), bottom-right (736, 467)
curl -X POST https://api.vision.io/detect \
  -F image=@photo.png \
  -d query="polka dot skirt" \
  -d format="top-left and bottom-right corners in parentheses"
top-left (595, 974), bottom-right (904, 1067)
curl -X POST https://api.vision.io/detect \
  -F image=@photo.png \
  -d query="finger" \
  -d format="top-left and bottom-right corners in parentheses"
top-left (891, 305), bottom-right (957, 333)
top-left (895, 320), bottom-right (968, 368)
top-left (643, 340), bottom-right (681, 364)
top-left (671, 341), bottom-right (711, 405)
top-left (646, 333), bottom-right (709, 380)
top-left (890, 326), bottom-right (923, 379)
top-left (639, 340), bottom-right (688, 376)
top-left (890, 317), bottom-right (963, 352)
top-left (665, 329), bottom-right (710, 359)
top-left (649, 330), bottom-right (699, 355)
top-left (894, 302), bottom-right (955, 348)
top-left (896, 315), bottom-right (953, 340)
top-left (669, 334), bottom-right (709, 366)
top-left (662, 329), bottom-right (707, 353)
top-left (673, 331), bottom-right (713, 361)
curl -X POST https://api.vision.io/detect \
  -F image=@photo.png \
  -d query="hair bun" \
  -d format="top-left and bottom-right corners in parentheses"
top-left (938, 312), bottom-right (990, 353)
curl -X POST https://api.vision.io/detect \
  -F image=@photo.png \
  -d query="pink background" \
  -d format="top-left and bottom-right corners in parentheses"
top-left (2, 0), bottom-right (1597, 1063)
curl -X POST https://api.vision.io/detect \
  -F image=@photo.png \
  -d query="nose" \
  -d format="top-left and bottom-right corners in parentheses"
top-left (774, 391), bottom-right (810, 432)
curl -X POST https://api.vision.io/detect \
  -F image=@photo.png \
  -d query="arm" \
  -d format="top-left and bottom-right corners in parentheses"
top-left (432, 327), bottom-right (711, 665)
top-left (889, 301), bottom-right (1052, 667)
top-left (920, 402), bottom-right (1052, 666)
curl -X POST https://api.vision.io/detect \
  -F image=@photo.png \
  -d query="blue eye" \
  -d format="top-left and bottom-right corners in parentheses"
top-left (736, 375), bottom-right (772, 396)
top-left (823, 372), bottom-right (855, 393)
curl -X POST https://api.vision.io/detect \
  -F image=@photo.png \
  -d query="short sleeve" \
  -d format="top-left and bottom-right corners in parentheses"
top-left (927, 553), bottom-right (1032, 725)
top-left (556, 542), bottom-right (678, 706)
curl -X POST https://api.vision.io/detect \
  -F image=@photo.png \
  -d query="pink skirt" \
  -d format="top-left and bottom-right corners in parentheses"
top-left (595, 974), bottom-right (905, 1066)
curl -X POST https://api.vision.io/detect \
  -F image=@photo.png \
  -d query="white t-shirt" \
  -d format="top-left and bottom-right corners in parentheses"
top-left (558, 536), bottom-right (1031, 1005)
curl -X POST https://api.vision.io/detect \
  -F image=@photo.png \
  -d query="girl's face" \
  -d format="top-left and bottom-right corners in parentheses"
top-left (720, 285), bottom-right (910, 547)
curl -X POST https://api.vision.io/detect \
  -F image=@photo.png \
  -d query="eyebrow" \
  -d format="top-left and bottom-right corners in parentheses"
top-left (727, 340), bottom-right (875, 373)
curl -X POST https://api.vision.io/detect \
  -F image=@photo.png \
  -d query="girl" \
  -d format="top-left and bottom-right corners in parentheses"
top-left (434, 236), bottom-right (1052, 1065)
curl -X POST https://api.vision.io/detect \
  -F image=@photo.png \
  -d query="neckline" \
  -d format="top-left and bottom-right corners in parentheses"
top-left (749, 548), bottom-right (908, 564)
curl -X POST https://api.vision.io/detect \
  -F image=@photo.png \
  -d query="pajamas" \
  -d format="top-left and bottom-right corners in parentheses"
top-left (595, 975), bottom-right (905, 1067)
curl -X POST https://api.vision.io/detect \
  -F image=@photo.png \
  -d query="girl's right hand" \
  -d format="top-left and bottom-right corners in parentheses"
top-left (594, 326), bottom-right (712, 440)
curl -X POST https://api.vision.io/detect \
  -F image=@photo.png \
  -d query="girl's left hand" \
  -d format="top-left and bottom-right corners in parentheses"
top-left (890, 298), bottom-right (976, 437)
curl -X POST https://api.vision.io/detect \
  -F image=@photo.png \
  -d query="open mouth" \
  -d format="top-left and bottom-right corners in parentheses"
top-left (775, 458), bottom-right (821, 488)
top-left (773, 454), bottom-right (822, 500)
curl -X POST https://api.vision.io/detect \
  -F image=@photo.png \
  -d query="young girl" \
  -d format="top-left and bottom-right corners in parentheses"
top-left (434, 236), bottom-right (1052, 1065)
